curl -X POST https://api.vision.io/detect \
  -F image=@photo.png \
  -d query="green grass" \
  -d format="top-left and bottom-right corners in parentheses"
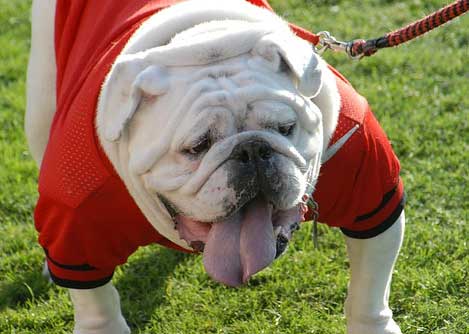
top-left (1, 0), bottom-right (468, 333)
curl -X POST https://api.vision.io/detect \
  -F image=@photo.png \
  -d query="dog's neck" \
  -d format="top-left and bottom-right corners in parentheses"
top-left (311, 60), bottom-right (341, 153)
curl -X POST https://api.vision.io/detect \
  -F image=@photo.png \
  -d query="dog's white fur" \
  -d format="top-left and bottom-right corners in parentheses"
top-left (96, 1), bottom-right (335, 248)
top-left (26, 1), bottom-right (404, 333)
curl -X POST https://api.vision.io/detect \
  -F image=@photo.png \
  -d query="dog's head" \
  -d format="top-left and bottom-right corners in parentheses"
top-left (98, 11), bottom-right (336, 286)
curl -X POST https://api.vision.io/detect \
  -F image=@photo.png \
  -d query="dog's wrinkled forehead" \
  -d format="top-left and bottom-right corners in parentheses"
top-left (99, 19), bottom-right (323, 142)
top-left (164, 19), bottom-right (322, 97)
top-left (177, 62), bottom-right (321, 131)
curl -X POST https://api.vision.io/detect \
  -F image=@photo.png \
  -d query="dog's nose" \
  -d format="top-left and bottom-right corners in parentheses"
top-left (231, 140), bottom-right (273, 163)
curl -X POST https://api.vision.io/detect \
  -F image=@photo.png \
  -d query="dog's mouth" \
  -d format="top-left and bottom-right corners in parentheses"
top-left (174, 196), bottom-right (306, 287)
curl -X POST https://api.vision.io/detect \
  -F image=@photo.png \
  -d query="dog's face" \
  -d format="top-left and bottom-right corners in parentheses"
top-left (98, 21), bottom-right (325, 286)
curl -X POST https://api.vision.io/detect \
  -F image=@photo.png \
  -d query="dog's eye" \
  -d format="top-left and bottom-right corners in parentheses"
top-left (278, 123), bottom-right (296, 137)
top-left (184, 135), bottom-right (211, 156)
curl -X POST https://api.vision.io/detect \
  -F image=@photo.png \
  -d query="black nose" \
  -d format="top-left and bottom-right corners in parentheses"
top-left (231, 140), bottom-right (273, 163)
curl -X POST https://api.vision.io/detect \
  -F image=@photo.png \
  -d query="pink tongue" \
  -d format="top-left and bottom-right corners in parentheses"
top-left (203, 198), bottom-right (275, 287)
top-left (202, 213), bottom-right (242, 287)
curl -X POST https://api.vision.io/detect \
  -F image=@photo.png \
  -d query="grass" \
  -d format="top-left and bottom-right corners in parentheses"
top-left (0, 0), bottom-right (468, 333)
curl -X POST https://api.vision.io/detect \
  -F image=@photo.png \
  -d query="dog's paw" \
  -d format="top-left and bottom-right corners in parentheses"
top-left (347, 318), bottom-right (402, 334)
top-left (73, 316), bottom-right (130, 334)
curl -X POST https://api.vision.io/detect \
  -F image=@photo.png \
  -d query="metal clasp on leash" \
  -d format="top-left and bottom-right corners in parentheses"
top-left (315, 31), bottom-right (362, 60)
top-left (316, 31), bottom-right (347, 53)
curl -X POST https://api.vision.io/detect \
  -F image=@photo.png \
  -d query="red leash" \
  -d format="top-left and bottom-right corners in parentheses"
top-left (317, 0), bottom-right (469, 59)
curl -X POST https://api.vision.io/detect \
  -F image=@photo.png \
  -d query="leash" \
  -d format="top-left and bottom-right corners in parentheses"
top-left (315, 0), bottom-right (469, 59)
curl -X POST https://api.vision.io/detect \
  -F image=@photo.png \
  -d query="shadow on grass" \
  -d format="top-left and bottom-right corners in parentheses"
top-left (116, 246), bottom-right (192, 330)
top-left (0, 267), bottom-right (52, 311)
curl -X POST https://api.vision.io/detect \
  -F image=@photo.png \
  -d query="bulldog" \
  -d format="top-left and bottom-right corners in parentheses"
top-left (26, 0), bottom-right (405, 333)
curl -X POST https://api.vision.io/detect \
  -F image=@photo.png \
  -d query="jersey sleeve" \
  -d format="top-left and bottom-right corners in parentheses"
top-left (35, 177), bottom-right (187, 289)
top-left (338, 110), bottom-right (405, 238)
top-left (309, 105), bottom-right (405, 238)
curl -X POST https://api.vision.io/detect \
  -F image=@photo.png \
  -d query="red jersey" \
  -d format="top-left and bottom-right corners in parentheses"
top-left (310, 68), bottom-right (405, 238)
top-left (35, 0), bottom-right (404, 288)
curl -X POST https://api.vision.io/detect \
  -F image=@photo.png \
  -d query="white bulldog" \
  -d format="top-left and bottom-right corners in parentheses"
top-left (26, 0), bottom-right (405, 333)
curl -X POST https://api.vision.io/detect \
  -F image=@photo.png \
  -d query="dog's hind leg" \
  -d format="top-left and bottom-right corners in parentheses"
top-left (42, 260), bottom-right (53, 283)
top-left (25, 0), bottom-right (57, 166)
top-left (70, 282), bottom-right (131, 334)
top-left (344, 211), bottom-right (405, 334)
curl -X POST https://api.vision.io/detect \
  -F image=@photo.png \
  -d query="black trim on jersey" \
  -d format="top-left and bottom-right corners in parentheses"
top-left (341, 193), bottom-right (406, 239)
top-left (49, 271), bottom-right (113, 289)
top-left (44, 249), bottom-right (96, 271)
top-left (355, 186), bottom-right (397, 222)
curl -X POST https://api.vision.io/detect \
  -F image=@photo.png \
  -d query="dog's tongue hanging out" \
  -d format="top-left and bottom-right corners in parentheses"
top-left (205, 197), bottom-right (276, 286)
top-left (176, 197), bottom-right (278, 287)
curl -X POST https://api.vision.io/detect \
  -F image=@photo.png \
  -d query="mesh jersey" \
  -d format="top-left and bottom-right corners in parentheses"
top-left (309, 68), bottom-right (405, 238)
top-left (34, 0), bottom-right (404, 288)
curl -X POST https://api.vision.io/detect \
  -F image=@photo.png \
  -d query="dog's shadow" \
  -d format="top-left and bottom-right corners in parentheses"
top-left (0, 267), bottom-right (52, 311)
top-left (115, 245), bottom-right (192, 329)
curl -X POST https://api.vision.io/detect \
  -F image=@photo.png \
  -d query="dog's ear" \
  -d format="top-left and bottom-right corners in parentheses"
top-left (99, 57), bottom-right (169, 142)
top-left (251, 33), bottom-right (323, 98)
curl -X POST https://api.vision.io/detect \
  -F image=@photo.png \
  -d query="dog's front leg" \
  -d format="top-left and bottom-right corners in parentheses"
top-left (344, 211), bottom-right (405, 334)
top-left (70, 282), bottom-right (130, 334)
